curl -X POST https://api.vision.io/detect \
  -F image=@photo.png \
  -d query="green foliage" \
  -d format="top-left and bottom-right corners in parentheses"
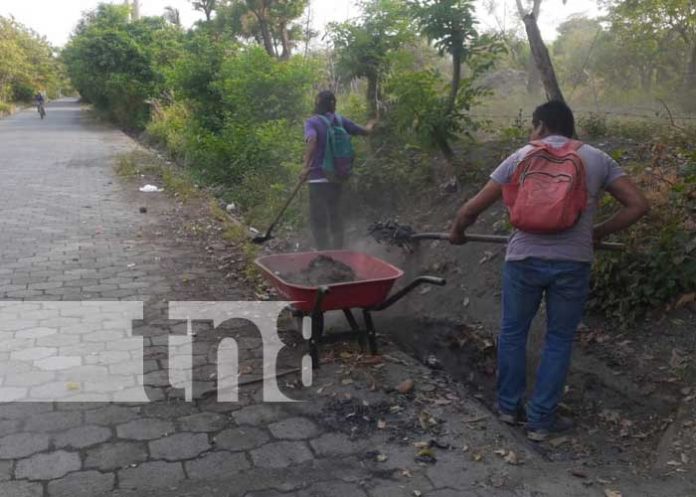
top-left (0, 16), bottom-right (66, 103)
top-left (63, 4), bottom-right (184, 129)
top-left (497, 109), bottom-right (529, 143)
top-left (215, 46), bottom-right (314, 124)
top-left (590, 142), bottom-right (696, 326)
top-left (148, 46), bottom-right (314, 224)
top-left (329, 0), bottom-right (413, 113)
top-left (577, 112), bottom-right (608, 138)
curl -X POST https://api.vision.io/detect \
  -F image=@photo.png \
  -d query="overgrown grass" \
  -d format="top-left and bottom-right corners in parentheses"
top-left (589, 124), bottom-right (696, 326)
top-left (0, 102), bottom-right (13, 116)
top-left (116, 149), bottom-right (264, 287)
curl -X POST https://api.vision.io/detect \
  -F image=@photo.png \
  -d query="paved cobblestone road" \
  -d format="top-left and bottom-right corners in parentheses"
top-left (0, 100), bottom-right (689, 497)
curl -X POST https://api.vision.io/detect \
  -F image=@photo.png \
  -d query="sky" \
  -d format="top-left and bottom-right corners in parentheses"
top-left (0, 0), bottom-right (602, 48)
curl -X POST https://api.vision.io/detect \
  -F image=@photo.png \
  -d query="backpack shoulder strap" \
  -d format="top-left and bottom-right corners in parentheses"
top-left (568, 139), bottom-right (584, 151)
top-left (317, 114), bottom-right (331, 126)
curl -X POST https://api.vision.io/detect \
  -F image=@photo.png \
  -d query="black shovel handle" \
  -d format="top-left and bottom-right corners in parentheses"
top-left (411, 233), bottom-right (625, 252)
top-left (253, 180), bottom-right (305, 244)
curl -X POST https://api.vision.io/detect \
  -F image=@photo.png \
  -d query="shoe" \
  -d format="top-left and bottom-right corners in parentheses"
top-left (497, 407), bottom-right (526, 426)
top-left (440, 177), bottom-right (459, 194)
top-left (526, 416), bottom-right (575, 442)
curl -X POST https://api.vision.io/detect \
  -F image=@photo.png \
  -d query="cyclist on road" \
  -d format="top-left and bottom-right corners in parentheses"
top-left (35, 92), bottom-right (46, 119)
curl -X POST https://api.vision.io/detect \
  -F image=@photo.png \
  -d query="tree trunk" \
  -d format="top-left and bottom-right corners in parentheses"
top-left (447, 48), bottom-right (462, 115)
top-left (521, 13), bottom-right (565, 102)
top-left (686, 43), bottom-right (696, 89)
top-left (366, 74), bottom-right (378, 117)
top-left (279, 23), bottom-right (291, 60)
top-left (258, 19), bottom-right (276, 57)
top-left (640, 66), bottom-right (653, 93)
top-left (526, 56), bottom-right (541, 94)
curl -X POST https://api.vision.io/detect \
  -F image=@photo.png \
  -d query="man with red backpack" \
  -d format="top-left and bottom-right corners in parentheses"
top-left (302, 91), bottom-right (376, 250)
top-left (449, 101), bottom-right (649, 441)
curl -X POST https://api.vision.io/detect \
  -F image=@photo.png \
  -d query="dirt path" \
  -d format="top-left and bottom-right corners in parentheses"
top-left (0, 100), bottom-right (692, 497)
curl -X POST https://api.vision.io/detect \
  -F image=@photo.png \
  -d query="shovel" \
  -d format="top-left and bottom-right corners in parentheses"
top-left (369, 221), bottom-right (624, 252)
top-left (252, 179), bottom-right (305, 245)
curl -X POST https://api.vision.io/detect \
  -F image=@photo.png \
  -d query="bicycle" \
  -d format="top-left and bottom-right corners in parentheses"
top-left (37, 102), bottom-right (46, 119)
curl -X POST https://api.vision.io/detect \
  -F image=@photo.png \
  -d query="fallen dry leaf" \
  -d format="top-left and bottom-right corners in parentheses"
top-left (377, 419), bottom-right (387, 430)
top-left (604, 490), bottom-right (622, 497)
top-left (397, 379), bottom-right (415, 394)
top-left (504, 451), bottom-right (520, 465)
top-left (549, 436), bottom-right (570, 448)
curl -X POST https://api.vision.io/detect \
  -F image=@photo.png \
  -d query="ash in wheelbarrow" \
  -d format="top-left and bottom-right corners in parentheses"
top-left (256, 251), bottom-right (445, 368)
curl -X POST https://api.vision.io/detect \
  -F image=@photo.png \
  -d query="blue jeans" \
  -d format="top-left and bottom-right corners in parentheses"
top-left (498, 258), bottom-right (591, 429)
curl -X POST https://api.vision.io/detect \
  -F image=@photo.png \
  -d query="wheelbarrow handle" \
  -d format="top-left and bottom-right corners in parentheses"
top-left (370, 276), bottom-right (447, 312)
top-left (411, 233), bottom-right (625, 252)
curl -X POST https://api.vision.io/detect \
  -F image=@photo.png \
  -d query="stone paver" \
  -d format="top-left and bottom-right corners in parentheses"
top-left (15, 450), bottom-right (81, 480)
top-left (0, 460), bottom-right (12, 481)
top-left (232, 405), bottom-right (286, 426)
top-left (0, 481), bottom-right (43, 497)
top-left (298, 481), bottom-right (369, 497)
top-left (309, 433), bottom-right (369, 457)
top-left (85, 406), bottom-right (140, 426)
top-left (118, 461), bottom-right (185, 491)
top-left (268, 417), bottom-right (319, 440)
top-left (214, 427), bottom-right (270, 452)
top-left (54, 425), bottom-right (112, 449)
top-left (23, 411), bottom-right (83, 433)
top-left (184, 451), bottom-right (250, 480)
top-left (116, 418), bottom-right (174, 440)
top-left (84, 442), bottom-right (148, 471)
top-left (47, 471), bottom-right (115, 497)
top-left (0, 433), bottom-right (50, 459)
top-left (250, 441), bottom-right (313, 469)
top-left (177, 412), bottom-right (228, 432)
top-left (149, 433), bottom-right (211, 461)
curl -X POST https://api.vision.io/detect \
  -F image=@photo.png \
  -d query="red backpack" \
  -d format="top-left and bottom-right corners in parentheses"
top-left (502, 140), bottom-right (588, 234)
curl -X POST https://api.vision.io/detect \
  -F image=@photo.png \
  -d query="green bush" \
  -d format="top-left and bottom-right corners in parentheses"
top-left (146, 101), bottom-right (190, 159)
top-left (589, 150), bottom-right (696, 326)
top-left (63, 5), bottom-right (183, 130)
top-left (578, 112), bottom-right (608, 138)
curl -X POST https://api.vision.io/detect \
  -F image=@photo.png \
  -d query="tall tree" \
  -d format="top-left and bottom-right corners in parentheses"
top-left (191, 0), bottom-right (218, 21)
top-left (243, 0), bottom-right (277, 56)
top-left (164, 6), bottom-right (182, 26)
top-left (216, 0), bottom-right (309, 59)
top-left (605, 0), bottom-right (696, 90)
top-left (408, 0), bottom-right (502, 184)
top-left (329, 0), bottom-right (413, 116)
top-left (515, 0), bottom-right (565, 102)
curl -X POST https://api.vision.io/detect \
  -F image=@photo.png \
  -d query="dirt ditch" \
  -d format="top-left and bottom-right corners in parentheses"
top-left (378, 314), bottom-right (690, 475)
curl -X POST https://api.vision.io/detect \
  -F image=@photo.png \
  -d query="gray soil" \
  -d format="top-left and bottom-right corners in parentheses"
top-left (280, 255), bottom-right (359, 286)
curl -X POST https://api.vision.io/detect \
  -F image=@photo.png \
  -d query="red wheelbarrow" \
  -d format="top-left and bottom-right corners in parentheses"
top-left (255, 250), bottom-right (446, 368)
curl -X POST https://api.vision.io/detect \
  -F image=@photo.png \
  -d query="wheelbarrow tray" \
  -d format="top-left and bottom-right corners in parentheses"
top-left (255, 250), bottom-right (404, 313)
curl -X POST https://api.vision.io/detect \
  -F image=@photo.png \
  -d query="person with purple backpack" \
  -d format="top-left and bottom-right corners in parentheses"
top-left (302, 91), bottom-right (376, 250)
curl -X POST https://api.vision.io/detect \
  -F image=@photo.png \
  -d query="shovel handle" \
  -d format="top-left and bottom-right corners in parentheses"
top-left (262, 180), bottom-right (305, 237)
top-left (411, 233), bottom-right (625, 252)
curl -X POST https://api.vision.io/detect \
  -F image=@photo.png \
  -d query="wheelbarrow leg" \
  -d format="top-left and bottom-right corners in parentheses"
top-left (309, 286), bottom-right (330, 369)
top-left (309, 312), bottom-right (323, 369)
top-left (343, 309), bottom-right (366, 352)
top-left (362, 310), bottom-right (378, 355)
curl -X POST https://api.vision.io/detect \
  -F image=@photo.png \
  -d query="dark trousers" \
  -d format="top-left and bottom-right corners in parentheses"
top-left (309, 183), bottom-right (344, 250)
